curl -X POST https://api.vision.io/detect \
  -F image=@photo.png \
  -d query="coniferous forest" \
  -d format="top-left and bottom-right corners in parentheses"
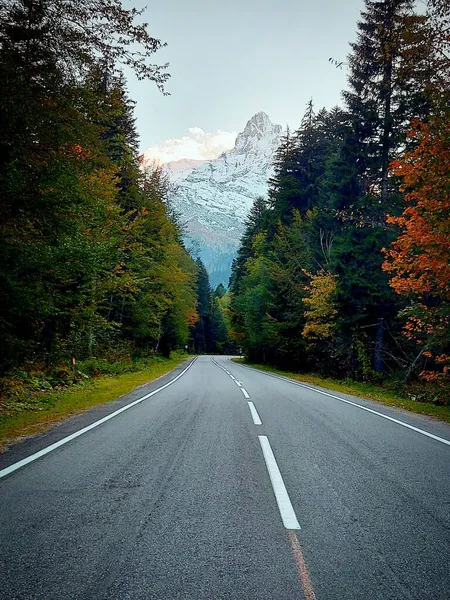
top-left (229, 0), bottom-right (450, 403)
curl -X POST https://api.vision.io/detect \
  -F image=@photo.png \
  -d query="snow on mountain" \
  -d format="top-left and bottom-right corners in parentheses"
top-left (166, 112), bottom-right (282, 288)
top-left (164, 158), bottom-right (207, 184)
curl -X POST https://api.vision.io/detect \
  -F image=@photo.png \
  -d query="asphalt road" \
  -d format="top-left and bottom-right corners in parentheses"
top-left (1, 356), bottom-right (449, 599)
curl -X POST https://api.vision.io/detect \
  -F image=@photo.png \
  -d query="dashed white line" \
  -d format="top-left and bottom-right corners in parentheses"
top-left (211, 357), bottom-right (252, 400)
top-left (234, 363), bottom-right (450, 448)
top-left (258, 435), bottom-right (300, 530)
top-left (0, 358), bottom-right (198, 480)
top-left (248, 402), bottom-right (262, 425)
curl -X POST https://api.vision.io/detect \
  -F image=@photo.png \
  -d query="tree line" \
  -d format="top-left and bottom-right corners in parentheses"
top-left (229, 0), bottom-right (449, 397)
top-left (0, 0), bottom-right (231, 377)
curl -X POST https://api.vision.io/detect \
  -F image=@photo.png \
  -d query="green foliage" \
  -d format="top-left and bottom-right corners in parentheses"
top-left (0, 1), bottom-right (201, 378)
top-left (230, 0), bottom-right (442, 387)
top-left (190, 259), bottom-right (235, 354)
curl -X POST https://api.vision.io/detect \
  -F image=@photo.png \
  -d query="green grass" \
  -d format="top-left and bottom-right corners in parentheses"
top-left (0, 353), bottom-right (191, 450)
top-left (232, 359), bottom-right (450, 423)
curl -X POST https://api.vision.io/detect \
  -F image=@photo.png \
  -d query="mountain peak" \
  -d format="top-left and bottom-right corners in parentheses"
top-left (164, 112), bottom-right (283, 286)
top-left (247, 111), bottom-right (271, 126)
top-left (242, 111), bottom-right (280, 137)
top-left (234, 112), bottom-right (282, 154)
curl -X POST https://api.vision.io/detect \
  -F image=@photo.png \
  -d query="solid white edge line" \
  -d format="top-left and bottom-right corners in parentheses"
top-left (235, 363), bottom-right (450, 448)
top-left (241, 387), bottom-right (250, 399)
top-left (248, 401), bottom-right (262, 425)
top-left (0, 357), bottom-right (198, 480)
top-left (258, 435), bottom-right (300, 530)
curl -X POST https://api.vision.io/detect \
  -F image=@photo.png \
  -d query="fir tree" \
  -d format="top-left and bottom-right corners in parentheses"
top-left (229, 196), bottom-right (270, 293)
top-left (344, 0), bottom-right (429, 202)
top-left (191, 259), bottom-right (213, 353)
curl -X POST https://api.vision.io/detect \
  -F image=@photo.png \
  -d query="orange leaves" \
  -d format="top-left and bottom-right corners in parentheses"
top-left (62, 143), bottom-right (92, 161)
top-left (383, 118), bottom-right (450, 382)
top-left (383, 119), bottom-right (450, 300)
top-left (188, 312), bottom-right (199, 328)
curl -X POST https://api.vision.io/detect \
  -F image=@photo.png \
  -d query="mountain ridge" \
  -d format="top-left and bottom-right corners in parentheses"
top-left (155, 112), bottom-right (282, 288)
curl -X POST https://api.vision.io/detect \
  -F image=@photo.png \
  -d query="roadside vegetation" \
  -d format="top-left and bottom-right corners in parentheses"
top-left (229, 0), bottom-right (450, 411)
top-left (0, 1), bottom-right (234, 445)
top-left (0, 352), bottom-right (190, 449)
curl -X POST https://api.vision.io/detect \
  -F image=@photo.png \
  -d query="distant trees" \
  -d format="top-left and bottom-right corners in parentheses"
top-left (191, 259), bottom-right (235, 354)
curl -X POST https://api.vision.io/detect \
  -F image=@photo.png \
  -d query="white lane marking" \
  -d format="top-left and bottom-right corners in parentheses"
top-left (211, 357), bottom-right (251, 400)
top-left (258, 435), bottom-right (300, 530)
top-left (248, 402), bottom-right (262, 425)
top-left (234, 364), bottom-right (450, 448)
top-left (0, 358), bottom-right (198, 480)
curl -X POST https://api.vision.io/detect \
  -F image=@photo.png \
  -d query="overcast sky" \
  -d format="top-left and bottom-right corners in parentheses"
top-left (126, 0), bottom-right (365, 160)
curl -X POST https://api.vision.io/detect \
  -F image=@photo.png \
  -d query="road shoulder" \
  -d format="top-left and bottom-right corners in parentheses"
top-left (0, 356), bottom-right (196, 469)
top-left (231, 359), bottom-right (450, 435)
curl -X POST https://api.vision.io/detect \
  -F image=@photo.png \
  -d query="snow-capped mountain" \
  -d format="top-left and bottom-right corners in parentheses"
top-left (167, 112), bottom-right (282, 288)
top-left (164, 158), bottom-right (206, 184)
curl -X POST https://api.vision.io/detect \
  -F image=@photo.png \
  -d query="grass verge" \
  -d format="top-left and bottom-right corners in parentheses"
top-left (232, 359), bottom-right (450, 423)
top-left (0, 353), bottom-right (191, 450)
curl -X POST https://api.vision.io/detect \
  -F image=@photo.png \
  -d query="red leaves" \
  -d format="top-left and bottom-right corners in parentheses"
top-left (383, 118), bottom-right (450, 382)
top-left (383, 119), bottom-right (450, 299)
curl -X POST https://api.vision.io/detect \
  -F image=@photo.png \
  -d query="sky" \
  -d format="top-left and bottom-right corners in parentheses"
top-left (125, 0), bottom-right (366, 161)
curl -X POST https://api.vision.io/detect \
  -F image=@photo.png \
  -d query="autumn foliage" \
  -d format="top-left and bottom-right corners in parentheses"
top-left (302, 271), bottom-right (337, 342)
top-left (383, 120), bottom-right (450, 297)
top-left (383, 119), bottom-right (450, 381)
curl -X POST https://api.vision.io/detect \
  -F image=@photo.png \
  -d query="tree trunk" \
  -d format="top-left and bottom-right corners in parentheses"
top-left (42, 318), bottom-right (55, 367)
top-left (380, 2), bottom-right (394, 203)
top-left (374, 317), bottom-right (384, 373)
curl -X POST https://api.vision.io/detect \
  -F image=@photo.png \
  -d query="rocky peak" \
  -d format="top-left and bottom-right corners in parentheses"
top-left (163, 112), bottom-right (283, 287)
top-left (234, 111), bottom-right (282, 153)
top-left (246, 111), bottom-right (279, 135)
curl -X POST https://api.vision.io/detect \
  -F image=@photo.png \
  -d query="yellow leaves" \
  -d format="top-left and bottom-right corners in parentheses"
top-left (302, 271), bottom-right (338, 342)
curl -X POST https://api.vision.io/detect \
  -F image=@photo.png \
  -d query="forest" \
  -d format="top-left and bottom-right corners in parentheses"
top-left (229, 0), bottom-right (450, 403)
top-left (0, 0), bottom-right (449, 411)
top-left (0, 0), bottom-right (230, 397)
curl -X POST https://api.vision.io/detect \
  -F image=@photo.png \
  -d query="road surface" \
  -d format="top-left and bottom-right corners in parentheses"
top-left (1, 356), bottom-right (449, 599)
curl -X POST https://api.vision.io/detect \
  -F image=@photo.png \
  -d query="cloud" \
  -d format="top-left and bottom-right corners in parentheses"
top-left (143, 127), bottom-right (237, 164)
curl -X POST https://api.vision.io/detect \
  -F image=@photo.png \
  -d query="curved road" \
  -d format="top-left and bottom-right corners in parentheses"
top-left (1, 356), bottom-right (449, 599)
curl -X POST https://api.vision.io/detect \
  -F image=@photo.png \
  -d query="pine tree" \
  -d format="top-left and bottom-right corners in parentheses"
top-left (344, 0), bottom-right (429, 203)
top-left (214, 284), bottom-right (226, 299)
top-left (191, 259), bottom-right (213, 353)
top-left (229, 196), bottom-right (270, 293)
top-left (267, 127), bottom-right (302, 224)
top-left (266, 211), bottom-right (313, 368)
